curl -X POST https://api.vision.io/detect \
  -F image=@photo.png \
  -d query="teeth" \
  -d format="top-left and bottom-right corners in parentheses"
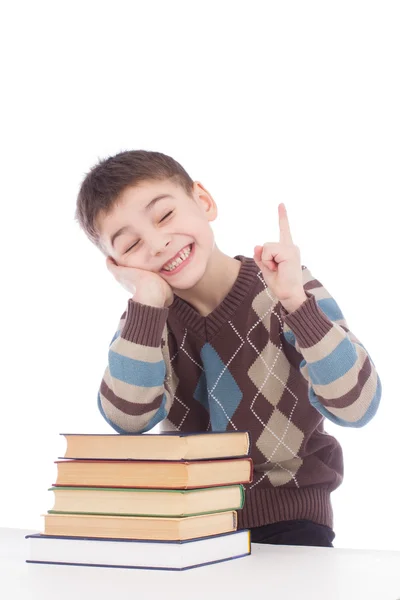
top-left (163, 245), bottom-right (192, 271)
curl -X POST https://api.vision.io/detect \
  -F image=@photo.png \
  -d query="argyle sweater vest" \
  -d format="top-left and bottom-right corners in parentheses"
top-left (98, 255), bottom-right (382, 531)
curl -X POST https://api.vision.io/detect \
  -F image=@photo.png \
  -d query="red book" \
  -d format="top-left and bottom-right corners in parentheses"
top-left (53, 457), bottom-right (253, 489)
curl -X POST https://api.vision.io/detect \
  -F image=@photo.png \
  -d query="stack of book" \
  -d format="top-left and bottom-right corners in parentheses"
top-left (26, 431), bottom-right (253, 570)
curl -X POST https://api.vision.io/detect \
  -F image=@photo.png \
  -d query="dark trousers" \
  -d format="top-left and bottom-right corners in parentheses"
top-left (250, 519), bottom-right (335, 547)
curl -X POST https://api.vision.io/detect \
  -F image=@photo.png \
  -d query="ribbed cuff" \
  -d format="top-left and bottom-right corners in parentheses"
top-left (121, 299), bottom-right (169, 347)
top-left (281, 290), bottom-right (333, 348)
top-left (237, 486), bottom-right (334, 530)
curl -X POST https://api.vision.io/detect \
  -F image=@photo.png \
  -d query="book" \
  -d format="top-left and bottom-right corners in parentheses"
top-left (26, 530), bottom-right (251, 571)
top-left (41, 511), bottom-right (237, 541)
top-left (54, 457), bottom-right (253, 489)
top-left (49, 484), bottom-right (245, 517)
top-left (60, 431), bottom-right (250, 461)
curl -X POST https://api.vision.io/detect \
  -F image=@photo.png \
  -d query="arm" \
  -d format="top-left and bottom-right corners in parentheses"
top-left (280, 266), bottom-right (382, 428)
top-left (97, 299), bottom-right (175, 433)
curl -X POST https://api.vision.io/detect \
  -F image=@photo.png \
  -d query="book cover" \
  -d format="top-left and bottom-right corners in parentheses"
top-left (53, 457), bottom-right (254, 489)
top-left (60, 430), bottom-right (252, 461)
top-left (41, 511), bottom-right (238, 541)
top-left (48, 484), bottom-right (245, 517)
top-left (26, 529), bottom-right (251, 571)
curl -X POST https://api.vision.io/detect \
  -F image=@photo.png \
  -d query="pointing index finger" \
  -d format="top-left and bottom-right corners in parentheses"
top-left (279, 203), bottom-right (293, 244)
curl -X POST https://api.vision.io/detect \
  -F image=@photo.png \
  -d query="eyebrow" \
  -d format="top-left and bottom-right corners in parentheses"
top-left (110, 194), bottom-right (173, 248)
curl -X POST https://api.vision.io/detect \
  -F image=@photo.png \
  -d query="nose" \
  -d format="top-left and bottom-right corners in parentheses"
top-left (149, 236), bottom-right (171, 257)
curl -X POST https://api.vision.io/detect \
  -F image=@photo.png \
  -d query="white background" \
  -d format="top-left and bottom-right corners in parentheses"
top-left (1, 1), bottom-right (399, 551)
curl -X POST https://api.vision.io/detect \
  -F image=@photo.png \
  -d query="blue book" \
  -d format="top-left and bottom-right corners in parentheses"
top-left (26, 530), bottom-right (251, 571)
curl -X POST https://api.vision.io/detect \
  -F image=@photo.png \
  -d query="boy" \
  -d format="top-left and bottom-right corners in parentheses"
top-left (75, 150), bottom-right (382, 547)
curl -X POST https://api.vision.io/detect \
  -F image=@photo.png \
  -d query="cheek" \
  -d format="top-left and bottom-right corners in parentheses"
top-left (120, 255), bottom-right (141, 269)
top-left (121, 251), bottom-right (153, 272)
top-left (182, 215), bottom-right (211, 237)
top-left (197, 221), bottom-right (215, 245)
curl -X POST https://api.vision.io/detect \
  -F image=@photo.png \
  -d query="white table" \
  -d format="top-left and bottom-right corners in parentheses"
top-left (1, 527), bottom-right (399, 600)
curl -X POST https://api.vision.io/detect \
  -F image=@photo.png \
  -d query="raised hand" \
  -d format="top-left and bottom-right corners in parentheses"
top-left (253, 203), bottom-right (307, 313)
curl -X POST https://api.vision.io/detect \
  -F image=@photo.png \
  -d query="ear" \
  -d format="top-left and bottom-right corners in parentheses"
top-left (193, 181), bottom-right (218, 222)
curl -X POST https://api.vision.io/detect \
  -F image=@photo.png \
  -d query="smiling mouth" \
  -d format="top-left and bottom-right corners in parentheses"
top-left (161, 244), bottom-right (193, 272)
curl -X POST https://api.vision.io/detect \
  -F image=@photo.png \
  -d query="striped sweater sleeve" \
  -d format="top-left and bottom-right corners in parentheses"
top-left (280, 266), bottom-right (382, 428)
top-left (97, 299), bottom-right (175, 433)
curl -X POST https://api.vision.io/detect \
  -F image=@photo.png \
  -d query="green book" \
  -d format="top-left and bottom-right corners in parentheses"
top-left (48, 484), bottom-right (245, 517)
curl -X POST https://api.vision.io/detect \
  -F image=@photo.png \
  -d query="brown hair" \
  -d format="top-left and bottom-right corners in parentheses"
top-left (75, 150), bottom-right (195, 251)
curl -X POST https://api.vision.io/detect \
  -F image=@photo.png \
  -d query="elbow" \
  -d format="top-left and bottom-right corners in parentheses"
top-left (97, 391), bottom-right (168, 434)
top-left (347, 375), bottom-right (382, 428)
top-left (349, 351), bottom-right (383, 428)
top-left (97, 391), bottom-right (129, 433)
top-left (311, 374), bottom-right (382, 429)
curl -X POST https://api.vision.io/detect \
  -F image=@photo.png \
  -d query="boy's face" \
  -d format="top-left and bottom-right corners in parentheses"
top-left (97, 179), bottom-right (217, 288)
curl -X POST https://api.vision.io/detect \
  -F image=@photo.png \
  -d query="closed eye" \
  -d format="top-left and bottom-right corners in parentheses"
top-left (124, 211), bottom-right (174, 254)
top-left (160, 211), bottom-right (173, 222)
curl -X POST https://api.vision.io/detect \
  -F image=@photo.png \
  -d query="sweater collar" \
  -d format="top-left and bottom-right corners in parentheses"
top-left (168, 254), bottom-right (260, 339)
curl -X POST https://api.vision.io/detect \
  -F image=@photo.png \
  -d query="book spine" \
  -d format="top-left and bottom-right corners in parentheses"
top-left (239, 484), bottom-right (245, 509)
top-left (232, 511), bottom-right (238, 530)
top-left (246, 431), bottom-right (251, 456)
top-left (248, 458), bottom-right (254, 483)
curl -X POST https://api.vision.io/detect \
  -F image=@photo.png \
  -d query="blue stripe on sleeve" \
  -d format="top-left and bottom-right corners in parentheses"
top-left (108, 350), bottom-right (166, 387)
top-left (317, 297), bottom-right (344, 322)
top-left (307, 337), bottom-right (358, 386)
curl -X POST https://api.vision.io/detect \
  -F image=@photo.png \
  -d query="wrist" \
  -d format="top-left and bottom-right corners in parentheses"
top-left (281, 291), bottom-right (308, 313)
top-left (133, 293), bottom-right (166, 308)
